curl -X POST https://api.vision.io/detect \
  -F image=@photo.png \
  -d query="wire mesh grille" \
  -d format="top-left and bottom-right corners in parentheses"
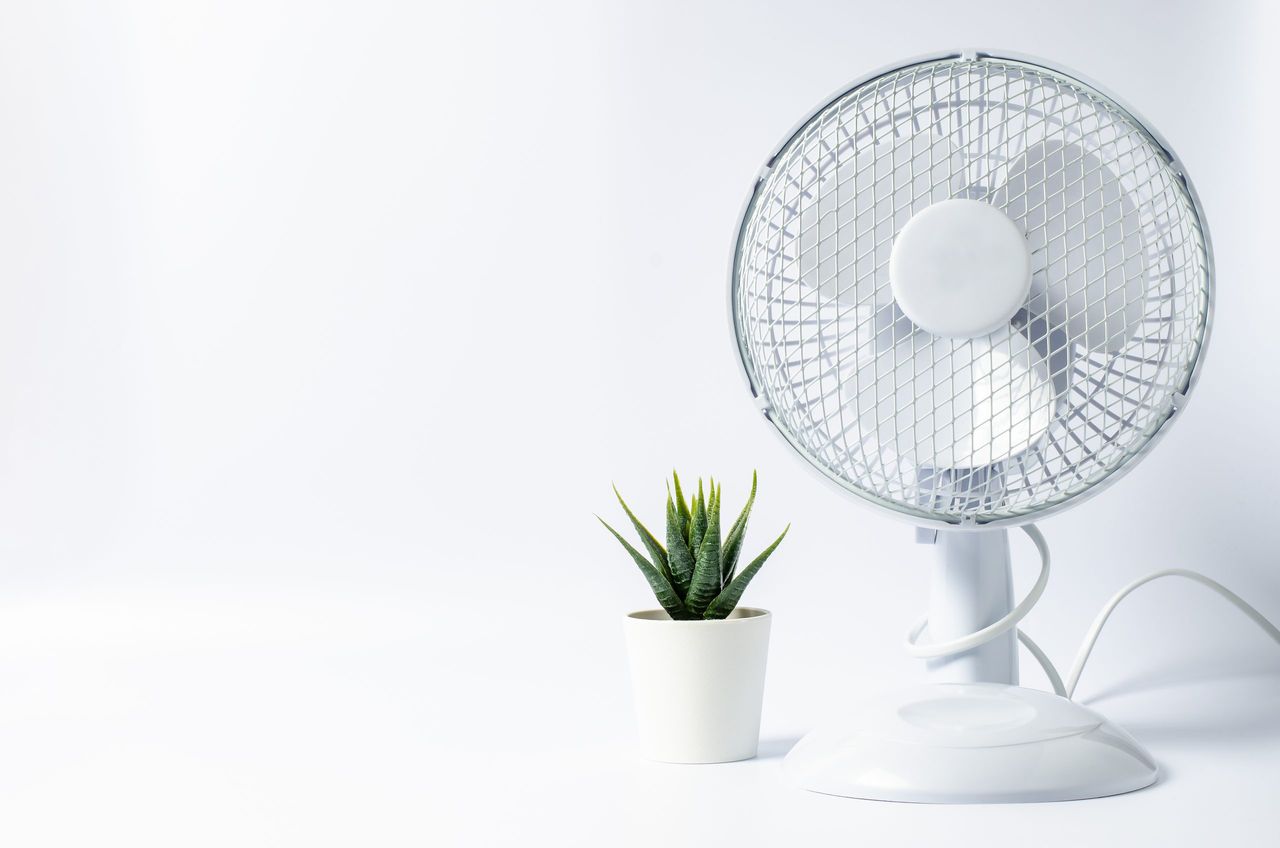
top-left (732, 56), bottom-right (1210, 524)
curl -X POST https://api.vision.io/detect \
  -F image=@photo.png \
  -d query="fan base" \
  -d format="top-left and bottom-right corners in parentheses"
top-left (784, 682), bottom-right (1157, 803)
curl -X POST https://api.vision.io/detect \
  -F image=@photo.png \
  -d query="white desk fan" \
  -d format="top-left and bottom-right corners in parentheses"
top-left (729, 51), bottom-right (1267, 802)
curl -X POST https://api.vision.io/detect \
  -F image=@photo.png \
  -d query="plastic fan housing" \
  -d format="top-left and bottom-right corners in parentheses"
top-left (730, 51), bottom-right (1212, 528)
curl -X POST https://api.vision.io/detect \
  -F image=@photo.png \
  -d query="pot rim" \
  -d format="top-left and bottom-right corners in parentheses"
top-left (625, 607), bottom-right (770, 624)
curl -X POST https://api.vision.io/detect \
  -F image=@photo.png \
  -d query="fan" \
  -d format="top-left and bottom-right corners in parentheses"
top-left (730, 51), bottom-right (1233, 802)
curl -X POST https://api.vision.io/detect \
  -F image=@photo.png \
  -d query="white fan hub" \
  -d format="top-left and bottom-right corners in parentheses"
top-left (889, 199), bottom-right (1031, 339)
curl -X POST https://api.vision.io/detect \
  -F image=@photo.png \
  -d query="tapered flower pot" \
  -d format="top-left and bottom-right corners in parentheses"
top-left (624, 608), bottom-right (771, 763)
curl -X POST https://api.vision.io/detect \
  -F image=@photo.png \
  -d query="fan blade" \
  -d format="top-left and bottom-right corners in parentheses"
top-left (994, 139), bottom-right (1148, 355)
top-left (790, 135), bottom-right (968, 311)
top-left (844, 326), bottom-right (1054, 472)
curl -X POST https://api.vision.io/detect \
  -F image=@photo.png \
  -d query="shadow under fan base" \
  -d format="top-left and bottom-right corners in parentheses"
top-left (783, 683), bottom-right (1158, 803)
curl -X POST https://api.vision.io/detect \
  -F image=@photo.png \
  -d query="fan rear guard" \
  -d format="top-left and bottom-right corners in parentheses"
top-left (729, 50), bottom-right (1213, 529)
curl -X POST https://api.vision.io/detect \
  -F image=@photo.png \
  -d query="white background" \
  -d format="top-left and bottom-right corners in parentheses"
top-left (0, 1), bottom-right (1275, 845)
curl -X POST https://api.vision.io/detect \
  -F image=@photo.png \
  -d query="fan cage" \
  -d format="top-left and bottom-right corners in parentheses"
top-left (731, 52), bottom-right (1212, 527)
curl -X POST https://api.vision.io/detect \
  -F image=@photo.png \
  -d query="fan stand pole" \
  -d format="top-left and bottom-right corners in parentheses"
top-left (925, 528), bottom-right (1018, 685)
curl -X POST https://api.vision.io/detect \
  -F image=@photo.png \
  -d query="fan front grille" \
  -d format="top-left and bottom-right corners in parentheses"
top-left (732, 56), bottom-right (1210, 525)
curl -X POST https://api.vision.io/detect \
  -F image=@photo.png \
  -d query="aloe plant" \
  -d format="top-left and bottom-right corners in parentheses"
top-left (598, 471), bottom-right (789, 620)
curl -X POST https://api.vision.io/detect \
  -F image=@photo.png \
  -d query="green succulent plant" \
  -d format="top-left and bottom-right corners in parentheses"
top-left (598, 471), bottom-right (789, 620)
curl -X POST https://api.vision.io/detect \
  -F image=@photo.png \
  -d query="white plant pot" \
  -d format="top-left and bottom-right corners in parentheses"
top-left (624, 607), bottom-right (771, 763)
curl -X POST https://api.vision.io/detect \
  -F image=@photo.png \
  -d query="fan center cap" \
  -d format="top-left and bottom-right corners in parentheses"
top-left (890, 199), bottom-right (1031, 338)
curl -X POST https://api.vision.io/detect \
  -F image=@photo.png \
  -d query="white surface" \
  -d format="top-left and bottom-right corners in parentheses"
top-left (783, 683), bottom-right (1158, 802)
top-left (3, 585), bottom-right (1274, 846)
top-left (625, 608), bottom-right (771, 763)
top-left (889, 199), bottom-right (1031, 338)
top-left (0, 1), bottom-right (1274, 846)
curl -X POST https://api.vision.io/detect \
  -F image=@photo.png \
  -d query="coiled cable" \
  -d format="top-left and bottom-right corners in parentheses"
top-left (904, 524), bottom-right (1280, 701)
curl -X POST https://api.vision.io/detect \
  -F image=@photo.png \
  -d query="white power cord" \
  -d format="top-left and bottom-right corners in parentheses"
top-left (1015, 628), bottom-right (1067, 698)
top-left (1057, 568), bottom-right (1280, 699)
top-left (908, 523), bottom-right (1280, 701)
top-left (904, 524), bottom-right (1051, 659)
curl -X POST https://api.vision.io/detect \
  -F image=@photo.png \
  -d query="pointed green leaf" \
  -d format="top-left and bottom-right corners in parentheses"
top-left (598, 517), bottom-right (694, 619)
top-left (613, 484), bottom-right (669, 582)
top-left (685, 482), bottom-right (723, 616)
top-left (704, 523), bottom-right (789, 619)
top-left (689, 479), bottom-right (708, 555)
top-left (665, 495), bottom-right (694, 599)
top-left (672, 471), bottom-right (692, 542)
top-left (720, 471), bottom-right (758, 584)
